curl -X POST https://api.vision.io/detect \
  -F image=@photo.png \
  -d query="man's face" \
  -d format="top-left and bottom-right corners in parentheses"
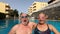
top-left (20, 13), bottom-right (29, 25)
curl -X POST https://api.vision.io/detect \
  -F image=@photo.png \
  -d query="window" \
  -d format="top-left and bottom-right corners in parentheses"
top-left (33, 3), bottom-right (36, 5)
top-left (6, 5), bottom-right (10, 8)
top-left (33, 6), bottom-right (36, 8)
top-left (33, 9), bottom-right (36, 11)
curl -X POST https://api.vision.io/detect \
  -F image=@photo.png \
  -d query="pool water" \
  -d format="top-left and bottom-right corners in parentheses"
top-left (0, 19), bottom-right (60, 34)
top-left (0, 19), bottom-right (19, 34)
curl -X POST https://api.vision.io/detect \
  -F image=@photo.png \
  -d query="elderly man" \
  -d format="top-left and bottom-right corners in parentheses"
top-left (8, 13), bottom-right (36, 34)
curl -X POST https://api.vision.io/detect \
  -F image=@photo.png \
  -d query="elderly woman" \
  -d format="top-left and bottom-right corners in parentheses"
top-left (34, 12), bottom-right (59, 34)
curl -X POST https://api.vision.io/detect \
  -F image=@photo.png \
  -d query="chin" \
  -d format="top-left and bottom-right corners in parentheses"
top-left (39, 23), bottom-right (45, 25)
top-left (40, 20), bottom-right (45, 21)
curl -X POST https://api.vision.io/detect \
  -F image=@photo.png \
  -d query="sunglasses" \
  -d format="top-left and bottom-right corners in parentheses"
top-left (21, 16), bottom-right (28, 18)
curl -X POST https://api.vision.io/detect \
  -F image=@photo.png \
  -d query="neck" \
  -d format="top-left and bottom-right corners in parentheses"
top-left (21, 23), bottom-right (28, 26)
top-left (39, 21), bottom-right (45, 25)
top-left (21, 21), bottom-right (29, 26)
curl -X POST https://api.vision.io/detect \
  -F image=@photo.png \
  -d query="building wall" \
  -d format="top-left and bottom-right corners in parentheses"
top-left (28, 1), bottom-right (48, 15)
top-left (28, 6), bottom-right (33, 15)
top-left (0, 2), bottom-right (12, 14)
top-left (0, 2), bottom-right (5, 13)
top-left (0, 2), bottom-right (14, 18)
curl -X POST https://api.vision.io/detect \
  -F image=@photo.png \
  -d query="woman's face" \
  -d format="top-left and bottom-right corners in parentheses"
top-left (38, 13), bottom-right (47, 21)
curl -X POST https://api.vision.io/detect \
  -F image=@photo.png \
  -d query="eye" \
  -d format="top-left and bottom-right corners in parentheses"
top-left (25, 16), bottom-right (28, 17)
top-left (21, 16), bottom-right (24, 18)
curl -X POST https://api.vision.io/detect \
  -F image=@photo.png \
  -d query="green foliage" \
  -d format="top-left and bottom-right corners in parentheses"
top-left (13, 9), bottom-right (19, 17)
top-left (9, 9), bottom-right (19, 17)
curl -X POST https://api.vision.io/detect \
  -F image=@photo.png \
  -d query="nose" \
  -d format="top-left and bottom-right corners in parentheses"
top-left (42, 17), bottom-right (44, 18)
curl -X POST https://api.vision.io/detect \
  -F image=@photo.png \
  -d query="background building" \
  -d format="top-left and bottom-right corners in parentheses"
top-left (0, 2), bottom-right (19, 19)
top-left (28, 1), bottom-right (48, 15)
top-left (0, 2), bottom-right (14, 19)
top-left (0, 2), bottom-right (13, 14)
top-left (31, 0), bottom-right (60, 20)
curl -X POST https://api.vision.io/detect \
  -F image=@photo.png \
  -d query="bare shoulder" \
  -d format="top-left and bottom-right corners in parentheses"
top-left (8, 24), bottom-right (20, 34)
top-left (29, 22), bottom-right (36, 24)
top-left (13, 24), bottom-right (19, 29)
top-left (48, 24), bottom-right (59, 34)
top-left (48, 24), bottom-right (55, 28)
top-left (29, 22), bottom-right (37, 25)
top-left (11, 24), bottom-right (20, 31)
top-left (48, 24), bottom-right (53, 28)
top-left (48, 24), bottom-right (56, 31)
top-left (48, 24), bottom-right (53, 27)
top-left (29, 22), bottom-right (37, 29)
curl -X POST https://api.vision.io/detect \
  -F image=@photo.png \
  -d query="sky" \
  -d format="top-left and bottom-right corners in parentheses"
top-left (0, 0), bottom-right (50, 14)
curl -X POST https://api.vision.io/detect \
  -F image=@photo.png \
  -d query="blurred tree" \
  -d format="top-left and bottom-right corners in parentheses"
top-left (13, 9), bottom-right (19, 17)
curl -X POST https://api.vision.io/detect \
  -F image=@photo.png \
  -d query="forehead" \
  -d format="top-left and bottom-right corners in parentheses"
top-left (21, 13), bottom-right (27, 16)
top-left (39, 13), bottom-right (45, 16)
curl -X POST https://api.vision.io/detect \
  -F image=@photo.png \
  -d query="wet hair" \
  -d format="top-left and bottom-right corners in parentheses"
top-left (39, 12), bottom-right (48, 19)
top-left (19, 13), bottom-right (29, 23)
top-left (19, 13), bottom-right (28, 17)
top-left (39, 12), bottom-right (47, 16)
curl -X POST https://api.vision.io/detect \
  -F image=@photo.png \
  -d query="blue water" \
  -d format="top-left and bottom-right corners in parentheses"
top-left (0, 19), bottom-right (60, 34)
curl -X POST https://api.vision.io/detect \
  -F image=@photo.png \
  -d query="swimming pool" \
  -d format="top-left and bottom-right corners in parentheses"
top-left (0, 19), bottom-right (60, 34)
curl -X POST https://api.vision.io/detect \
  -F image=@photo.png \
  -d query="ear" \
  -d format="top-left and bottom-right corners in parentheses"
top-left (19, 16), bottom-right (21, 20)
top-left (46, 15), bottom-right (48, 19)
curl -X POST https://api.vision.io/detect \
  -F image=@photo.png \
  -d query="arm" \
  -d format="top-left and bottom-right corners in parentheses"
top-left (32, 22), bottom-right (37, 30)
top-left (49, 25), bottom-right (59, 34)
top-left (8, 24), bottom-right (19, 34)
